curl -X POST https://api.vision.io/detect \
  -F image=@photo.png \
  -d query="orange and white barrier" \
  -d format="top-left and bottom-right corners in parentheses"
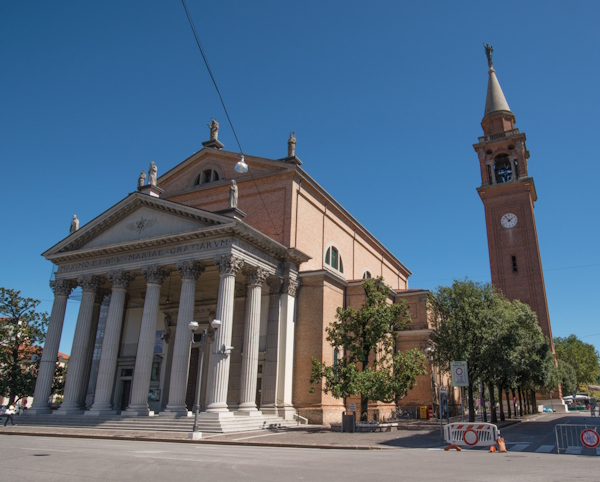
top-left (444, 422), bottom-right (499, 448)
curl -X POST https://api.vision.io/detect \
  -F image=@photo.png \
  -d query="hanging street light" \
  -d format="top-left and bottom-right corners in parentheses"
top-left (234, 155), bottom-right (248, 173)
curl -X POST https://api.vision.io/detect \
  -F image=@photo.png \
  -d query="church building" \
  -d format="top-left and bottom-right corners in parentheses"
top-left (29, 126), bottom-right (432, 430)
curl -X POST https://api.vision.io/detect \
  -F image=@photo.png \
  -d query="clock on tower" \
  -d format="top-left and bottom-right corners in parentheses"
top-left (473, 46), bottom-right (555, 353)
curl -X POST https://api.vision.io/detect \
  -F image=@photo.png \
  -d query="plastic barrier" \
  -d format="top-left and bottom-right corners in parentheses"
top-left (444, 422), bottom-right (500, 449)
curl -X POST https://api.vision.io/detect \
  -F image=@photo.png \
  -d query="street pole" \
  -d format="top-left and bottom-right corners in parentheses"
top-left (461, 387), bottom-right (464, 422)
top-left (439, 384), bottom-right (443, 437)
top-left (192, 329), bottom-right (206, 433)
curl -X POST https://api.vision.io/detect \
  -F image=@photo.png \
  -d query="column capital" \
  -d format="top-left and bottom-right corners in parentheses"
top-left (50, 279), bottom-right (76, 297)
top-left (266, 276), bottom-right (283, 295)
top-left (176, 260), bottom-right (205, 281)
top-left (243, 266), bottom-right (270, 287)
top-left (107, 270), bottom-right (136, 290)
top-left (141, 265), bottom-right (170, 285)
top-left (215, 254), bottom-right (244, 277)
top-left (77, 275), bottom-right (104, 294)
top-left (282, 278), bottom-right (299, 297)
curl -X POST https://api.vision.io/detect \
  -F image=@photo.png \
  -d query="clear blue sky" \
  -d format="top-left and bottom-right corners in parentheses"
top-left (1, 1), bottom-right (599, 356)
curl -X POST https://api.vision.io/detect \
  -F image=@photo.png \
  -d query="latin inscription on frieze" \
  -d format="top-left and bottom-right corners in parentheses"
top-left (57, 238), bottom-right (232, 273)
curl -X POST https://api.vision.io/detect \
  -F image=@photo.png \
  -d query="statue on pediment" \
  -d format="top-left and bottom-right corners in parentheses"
top-left (70, 214), bottom-right (79, 234)
top-left (229, 180), bottom-right (238, 209)
top-left (288, 131), bottom-right (296, 158)
top-left (138, 170), bottom-right (146, 188)
top-left (148, 161), bottom-right (157, 186)
top-left (208, 119), bottom-right (219, 141)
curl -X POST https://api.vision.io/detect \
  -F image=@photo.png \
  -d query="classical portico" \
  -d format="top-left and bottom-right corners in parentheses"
top-left (31, 192), bottom-right (307, 429)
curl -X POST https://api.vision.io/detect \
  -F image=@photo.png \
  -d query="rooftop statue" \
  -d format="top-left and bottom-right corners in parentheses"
top-left (138, 170), bottom-right (146, 188)
top-left (287, 132), bottom-right (296, 158)
top-left (484, 43), bottom-right (494, 67)
top-left (70, 214), bottom-right (79, 234)
top-left (148, 161), bottom-right (157, 186)
top-left (208, 119), bottom-right (219, 141)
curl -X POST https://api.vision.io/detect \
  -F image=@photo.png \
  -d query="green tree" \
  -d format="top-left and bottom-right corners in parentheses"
top-left (558, 360), bottom-right (577, 396)
top-left (429, 279), bottom-right (495, 422)
top-left (0, 287), bottom-right (48, 404)
top-left (554, 335), bottom-right (600, 390)
top-left (310, 277), bottom-right (427, 421)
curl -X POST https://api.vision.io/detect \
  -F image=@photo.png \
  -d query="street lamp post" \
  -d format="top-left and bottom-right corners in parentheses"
top-left (188, 318), bottom-right (220, 440)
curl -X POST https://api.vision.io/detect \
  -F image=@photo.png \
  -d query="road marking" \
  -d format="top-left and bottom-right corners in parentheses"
top-left (565, 446), bottom-right (582, 455)
top-left (231, 432), bottom-right (289, 441)
top-left (508, 443), bottom-right (529, 452)
top-left (535, 445), bottom-right (555, 453)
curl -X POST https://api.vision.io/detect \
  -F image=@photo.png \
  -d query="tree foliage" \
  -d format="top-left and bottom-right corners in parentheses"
top-left (429, 279), bottom-right (558, 422)
top-left (0, 287), bottom-right (48, 404)
top-left (554, 335), bottom-right (600, 390)
top-left (310, 277), bottom-right (427, 421)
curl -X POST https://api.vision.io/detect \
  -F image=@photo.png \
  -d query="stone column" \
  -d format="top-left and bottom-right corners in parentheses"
top-left (57, 275), bottom-right (103, 414)
top-left (509, 157), bottom-right (517, 180)
top-left (238, 266), bottom-right (269, 413)
top-left (29, 279), bottom-right (75, 414)
top-left (204, 254), bottom-right (244, 415)
top-left (79, 290), bottom-right (109, 409)
top-left (277, 276), bottom-right (299, 420)
top-left (261, 277), bottom-right (282, 413)
top-left (87, 270), bottom-right (135, 415)
top-left (125, 265), bottom-right (169, 416)
top-left (163, 261), bottom-right (205, 416)
top-left (489, 163), bottom-right (497, 184)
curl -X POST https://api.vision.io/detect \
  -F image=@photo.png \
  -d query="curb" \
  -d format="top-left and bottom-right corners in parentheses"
top-left (0, 429), bottom-right (396, 451)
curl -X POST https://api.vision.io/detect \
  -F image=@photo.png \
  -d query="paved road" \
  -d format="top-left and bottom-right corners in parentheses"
top-left (0, 430), bottom-right (598, 482)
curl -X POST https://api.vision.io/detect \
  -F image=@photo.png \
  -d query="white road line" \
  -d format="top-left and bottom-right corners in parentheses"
top-left (535, 445), bottom-right (555, 453)
top-left (565, 446), bottom-right (582, 455)
top-left (231, 432), bottom-right (290, 441)
top-left (509, 443), bottom-right (530, 452)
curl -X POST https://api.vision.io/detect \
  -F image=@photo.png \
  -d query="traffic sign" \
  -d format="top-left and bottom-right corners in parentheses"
top-left (450, 361), bottom-right (469, 387)
top-left (580, 429), bottom-right (600, 449)
top-left (349, 402), bottom-right (356, 411)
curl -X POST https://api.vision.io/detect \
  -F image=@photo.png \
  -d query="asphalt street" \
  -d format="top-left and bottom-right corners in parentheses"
top-left (0, 428), bottom-right (598, 482)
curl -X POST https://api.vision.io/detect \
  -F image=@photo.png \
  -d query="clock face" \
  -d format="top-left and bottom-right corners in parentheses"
top-left (501, 213), bottom-right (518, 228)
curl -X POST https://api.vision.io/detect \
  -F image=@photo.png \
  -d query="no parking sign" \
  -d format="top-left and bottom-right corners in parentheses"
top-left (580, 429), bottom-right (600, 449)
top-left (450, 361), bottom-right (469, 387)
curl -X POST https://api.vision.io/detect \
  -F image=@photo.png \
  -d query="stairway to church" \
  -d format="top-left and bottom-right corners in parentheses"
top-left (15, 412), bottom-right (302, 433)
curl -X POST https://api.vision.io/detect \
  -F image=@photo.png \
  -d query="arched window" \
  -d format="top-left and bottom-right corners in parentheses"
top-left (362, 271), bottom-right (372, 280)
top-left (194, 168), bottom-right (220, 186)
top-left (324, 246), bottom-right (344, 274)
top-left (493, 154), bottom-right (512, 183)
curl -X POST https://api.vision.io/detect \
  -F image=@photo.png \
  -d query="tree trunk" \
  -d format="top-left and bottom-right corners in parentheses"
top-left (498, 384), bottom-right (505, 421)
top-left (532, 391), bottom-right (538, 414)
top-left (505, 390), bottom-right (512, 418)
top-left (511, 389), bottom-right (517, 417)
top-left (482, 384), bottom-right (488, 423)
top-left (525, 390), bottom-right (530, 415)
top-left (360, 394), bottom-right (369, 422)
top-left (468, 381), bottom-right (475, 423)
top-left (488, 382), bottom-right (497, 423)
top-left (518, 387), bottom-right (523, 416)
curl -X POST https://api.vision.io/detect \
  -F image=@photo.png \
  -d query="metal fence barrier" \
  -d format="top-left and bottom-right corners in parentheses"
top-left (555, 424), bottom-right (600, 454)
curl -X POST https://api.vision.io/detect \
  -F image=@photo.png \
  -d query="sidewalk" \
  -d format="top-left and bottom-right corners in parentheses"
top-left (0, 415), bottom-right (529, 450)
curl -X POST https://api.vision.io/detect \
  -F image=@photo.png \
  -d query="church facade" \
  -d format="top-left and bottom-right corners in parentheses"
top-left (29, 131), bottom-right (433, 428)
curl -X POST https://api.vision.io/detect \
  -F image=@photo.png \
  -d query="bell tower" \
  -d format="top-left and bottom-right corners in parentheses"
top-left (473, 45), bottom-right (554, 351)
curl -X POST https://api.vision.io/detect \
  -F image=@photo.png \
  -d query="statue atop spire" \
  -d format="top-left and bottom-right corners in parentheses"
top-left (484, 43), bottom-right (494, 68)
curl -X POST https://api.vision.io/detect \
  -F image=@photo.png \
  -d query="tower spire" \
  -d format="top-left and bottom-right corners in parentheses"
top-left (483, 44), bottom-right (513, 120)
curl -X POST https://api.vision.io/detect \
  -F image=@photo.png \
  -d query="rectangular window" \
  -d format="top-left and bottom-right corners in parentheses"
top-left (512, 256), bottom-right (518, 273)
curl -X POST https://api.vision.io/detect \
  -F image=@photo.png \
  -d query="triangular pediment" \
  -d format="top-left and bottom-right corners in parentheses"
top-left (44, 193), bottom-right (234, 257)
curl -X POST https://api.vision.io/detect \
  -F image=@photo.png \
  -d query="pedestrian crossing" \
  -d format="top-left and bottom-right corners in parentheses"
top-left (534, 445), bottom-right (555, 453)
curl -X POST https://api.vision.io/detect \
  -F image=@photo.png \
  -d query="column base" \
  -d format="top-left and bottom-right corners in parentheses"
top-left (86, 403), bottom-right (114, 414)
top-left (53, 408), bottom-right (85, 416)
top-left (160, 408), bottom-right (191, 418)
top-left (198, 410), bottom-right (234, 420)
top-left (260, 405), bottom-right (278, 416)
top-left (25, 407), bottom-right (52, 415)
top-left (277, 406), bottom-right (297, 421)
top-left (85, 409), bottom-right (118, 416)
top-left (122, 404), bottom-right (152, 417)
top-left (235, 409), bottom-right (263, 417)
